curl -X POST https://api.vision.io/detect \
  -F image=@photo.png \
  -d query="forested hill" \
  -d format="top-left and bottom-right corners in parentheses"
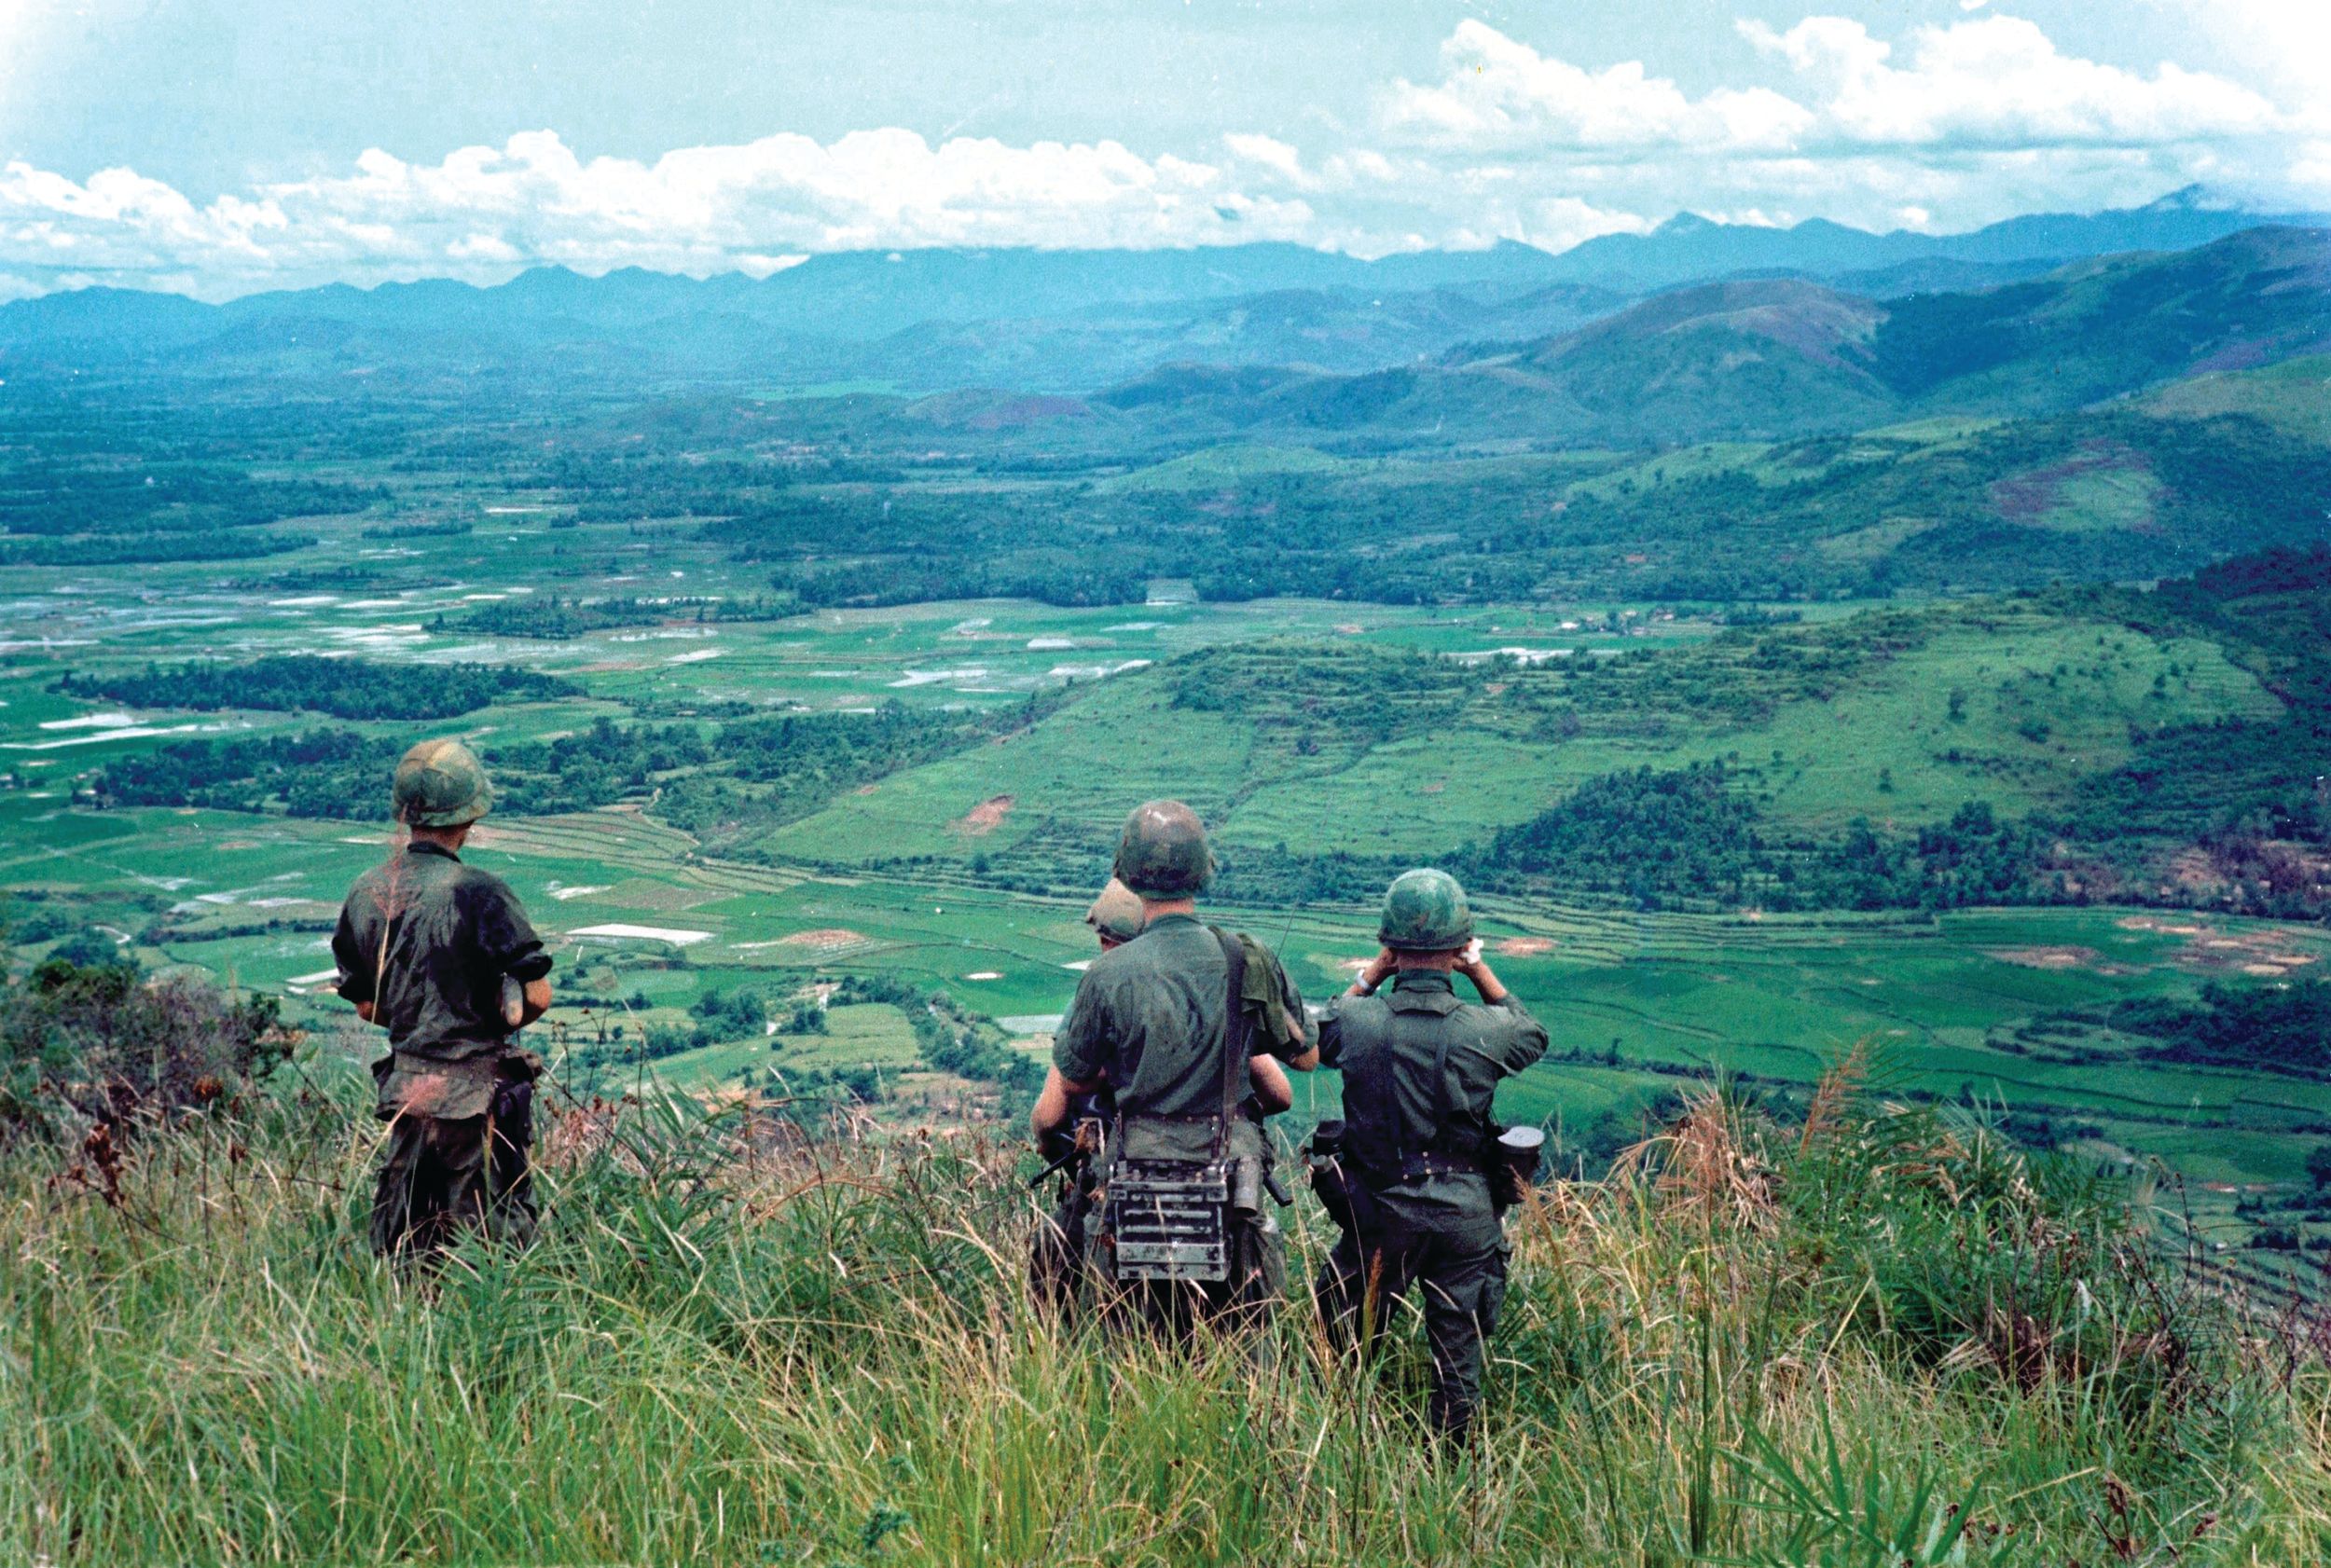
top-left (1100, 227), bottom-right (2331, 447)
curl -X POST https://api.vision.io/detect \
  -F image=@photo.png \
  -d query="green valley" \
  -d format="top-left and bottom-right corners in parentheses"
top-left (4, 223), bottom-right (2329, 1309)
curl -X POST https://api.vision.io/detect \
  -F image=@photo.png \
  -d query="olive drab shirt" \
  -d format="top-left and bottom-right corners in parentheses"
top-left (332, 841), bottom-right (552, 1065)
top-left (1318, 971), bottom-right (1549, 1215)
top-left (1055, 913), bottom-right (1312, 1122)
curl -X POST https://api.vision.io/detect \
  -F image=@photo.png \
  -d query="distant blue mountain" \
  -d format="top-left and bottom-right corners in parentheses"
top-left (0, 186), bottom-right (2319, 393)
top-left (1536, 186), bottom-right (2323, 291)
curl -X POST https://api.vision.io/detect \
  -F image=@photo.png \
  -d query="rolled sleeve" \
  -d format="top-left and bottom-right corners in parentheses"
top-left (1491, 997), bottom-right (1550, 1076)
top-left (1315, 1001), bottom-right (1346, 1070)
top-left (463, 879), bottom-right (552, 983)
top-left (331, 901), bottom-right (375, 1005)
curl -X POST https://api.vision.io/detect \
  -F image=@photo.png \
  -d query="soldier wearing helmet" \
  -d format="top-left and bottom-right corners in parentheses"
top-left (1084, 878), bottom-right (1148, 950)
top-left (1310, 867), bottom-right (1548, 1444)
top-left (1031, 873), bottom-right (1298, 1318)
top-left (331, 739), bottom-right (554, 1259)
top-left (1032, 802), bottom-right (1317, 1335)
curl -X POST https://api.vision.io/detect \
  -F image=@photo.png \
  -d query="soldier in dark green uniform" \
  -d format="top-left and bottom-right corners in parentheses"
top-left (333, 739), bottom-right (555, 1259)
top-left (1033, 802), bottom-right (1316, 1335)
top-left (1031, 876), bottom-right (1297, 1315)
top-left (1313, 868), bottom-right (1547, 1442)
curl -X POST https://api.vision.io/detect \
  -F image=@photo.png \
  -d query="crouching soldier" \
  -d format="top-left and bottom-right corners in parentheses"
top-left (1312, 869), bottom-right (1547, 1442)
top-left (333, 739), bottom-right (554, 1259)
top-left (1031, 805), bottom-right (1315, 1338)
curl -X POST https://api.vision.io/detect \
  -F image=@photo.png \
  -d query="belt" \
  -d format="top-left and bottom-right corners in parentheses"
top-left (1359, 1150), bottom-right (1485, 1186)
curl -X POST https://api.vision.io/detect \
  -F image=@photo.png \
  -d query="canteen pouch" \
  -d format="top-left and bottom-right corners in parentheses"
top-left (1489, 1124), bottom-right (1546, 1214)
top-left (1306, 1119), bottom-right (1359, 1231)
top-left (1231, 1156), bottom-right (1263, 1216)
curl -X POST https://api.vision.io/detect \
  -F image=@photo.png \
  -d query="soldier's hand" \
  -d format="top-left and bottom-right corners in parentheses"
top-left (1454, 940), bottom-right (1485, 976)
top-left (1350, 945), bottom-right (1398, 995)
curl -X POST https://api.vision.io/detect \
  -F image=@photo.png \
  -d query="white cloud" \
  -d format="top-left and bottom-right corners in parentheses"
top-left (0, 11), bottom-right (2321, 301)
top-left (1384, 20), bottom-right (1813, 153)
top-left (1222, 133), bottom-right (1310, 187)
top-left (2159, 0), bottom-right (2331, 118)
top-left (1386, 16), bottom-right (2283, 159)
top-left (1357, 14), bottom-right (2318, 242)
top-left (0, 129), bottom-right (1320, 298)
top-left (1740, 14), bottom-right (2282, 148)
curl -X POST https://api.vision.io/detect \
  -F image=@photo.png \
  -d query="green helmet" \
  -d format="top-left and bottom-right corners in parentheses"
top-left (392, 738), bottom-right (493, 828)
top-left (1085, 878), bottom-right (1147, 944)
top-left (1378, 867), bottom-right (1473, 953)
top-left (1112, 799), bottom-right (1214, 899)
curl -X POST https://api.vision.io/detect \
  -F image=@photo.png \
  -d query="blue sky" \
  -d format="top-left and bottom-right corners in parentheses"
top-left (2, 1), bottom-right (2325, 298)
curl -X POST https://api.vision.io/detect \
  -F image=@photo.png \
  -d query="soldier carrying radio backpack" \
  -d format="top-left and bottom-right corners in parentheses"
top-left (1031, 803), bottom-right (1316, 1339)
top-left (1308, 868), bottom-right (1549, 1443)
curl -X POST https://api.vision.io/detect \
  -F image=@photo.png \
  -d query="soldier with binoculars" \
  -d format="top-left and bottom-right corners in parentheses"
top-left (1307, 868), bottom-right (1548, 1443)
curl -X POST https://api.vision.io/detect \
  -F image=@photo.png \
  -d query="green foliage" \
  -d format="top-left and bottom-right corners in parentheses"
top-left (1, 954), bottom-right (289, 1136)
top-left (1457, 768), bottom-right (2059, 914)
top-left (2307, 1144), bottom-right (2331, 1192)
top-left (57, 655), bottom-right (579, 721)
top-left (912, 991), bottom-right (1041, 1106)
top-left (2096, 979), bottom-right (2331, 1077)
top-left (4, 1068), bottom-right (2324, 1564)
top-left (442, 596), bottom-right (673, 638)
top-left (1467, 762), bottom-right (1767, 908)
top-left (2048, 543), bottom-right (2331, 914)
top-left (87, 728), bottom-right (405, 817)
top-left (0, 460), bottom-right (378, 564)
top-left (89, 717), bottom-right (723, 820)
top-left (659, 698), bottom-right (1059, 842)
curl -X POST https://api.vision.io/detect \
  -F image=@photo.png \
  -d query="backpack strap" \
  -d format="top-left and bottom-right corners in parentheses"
top-left (1213, 928), bottom-right (1254, 1162)
top-left (1428, 1028), bottom-right (1455, 1156)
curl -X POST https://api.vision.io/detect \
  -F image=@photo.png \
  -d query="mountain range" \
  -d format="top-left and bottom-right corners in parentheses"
top-left (1008, 227), bottom-right (2331, 450)
top-left (1, 186), bottom-right (2322, 398)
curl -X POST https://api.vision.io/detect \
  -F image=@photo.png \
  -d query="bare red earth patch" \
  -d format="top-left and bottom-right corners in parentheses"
top-left (957, 794), bottom-right (1015, 835)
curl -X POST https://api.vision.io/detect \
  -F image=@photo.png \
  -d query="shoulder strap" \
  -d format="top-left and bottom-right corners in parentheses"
top-left (1213, 928), bottom-right (1253, 1161)
top-left (1429, 1028), bottom-right (1455, 1141)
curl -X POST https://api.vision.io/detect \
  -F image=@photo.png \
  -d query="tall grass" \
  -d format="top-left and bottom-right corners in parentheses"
top-left (6, 1056), bottom-right (2329, 1565)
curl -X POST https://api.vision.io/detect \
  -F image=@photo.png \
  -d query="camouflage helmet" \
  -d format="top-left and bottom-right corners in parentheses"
top-left (392, 738), bottom-right (493, 828)
top-left (1112, 799), bottom-right (1215, 899)
top-left (1377, 867), bottom-right (1473, 953)
top-left (1085, 878), bottom-right (1147, 944)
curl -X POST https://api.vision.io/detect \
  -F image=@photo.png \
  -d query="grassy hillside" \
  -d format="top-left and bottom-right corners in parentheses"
top-left (1086, 227), bottom-right (2329, 451)
top-left (8, 1053), bottom-right (2331, 1566)
top-left (2147, 352), bottom-right (2331, 442)
top-left (762, 598), bottom-right (2282, 884)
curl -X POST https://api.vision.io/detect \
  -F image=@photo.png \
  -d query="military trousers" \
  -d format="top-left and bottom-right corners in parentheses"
top-left (370, 1076), bottom-right (537, 1259)
top-left (1105, 1206), bottom-right (1285, 1342)
top-left (1030, 1183), bottom-right (1096, 1319)
top-left (1316, 1194), bottom-right (1508, 1439)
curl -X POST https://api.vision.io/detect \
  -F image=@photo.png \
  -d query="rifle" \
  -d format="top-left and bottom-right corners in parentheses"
top-left (1027, 1089), bottom-right (1113, 1190)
